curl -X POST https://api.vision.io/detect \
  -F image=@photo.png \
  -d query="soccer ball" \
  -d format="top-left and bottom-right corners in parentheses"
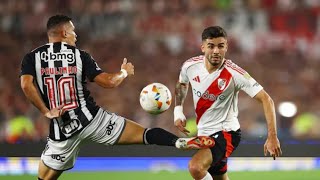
top-left (139, 83), bottom-right (172, 114)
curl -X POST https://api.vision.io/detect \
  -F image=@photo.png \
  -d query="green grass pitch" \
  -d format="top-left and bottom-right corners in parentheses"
top-left (2, 170), bottom-right (320, 180)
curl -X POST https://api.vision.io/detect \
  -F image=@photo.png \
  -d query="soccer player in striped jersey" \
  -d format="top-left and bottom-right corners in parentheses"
top-left (174, 26), bottom-right (282, 180)
top-left (20, 15), bottom-right (214, 180)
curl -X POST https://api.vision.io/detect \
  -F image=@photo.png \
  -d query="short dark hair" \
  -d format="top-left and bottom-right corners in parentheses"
top-left (47, 15), bottom-right (72, 31)
top-left (202, 26), bottom-right (227, 41)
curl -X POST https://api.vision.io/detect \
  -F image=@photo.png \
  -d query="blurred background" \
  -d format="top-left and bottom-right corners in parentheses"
top-left (0, 0), bottom-right (319, 179)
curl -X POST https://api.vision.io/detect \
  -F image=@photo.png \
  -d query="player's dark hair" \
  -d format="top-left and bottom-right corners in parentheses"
top-left (202, 26), bottom-right (227, 41)
top-left (47, 14), bottom-right (72, 31)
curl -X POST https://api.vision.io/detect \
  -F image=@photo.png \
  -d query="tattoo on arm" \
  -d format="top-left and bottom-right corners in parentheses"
top-left (175, 82), bottom-right (188, 106)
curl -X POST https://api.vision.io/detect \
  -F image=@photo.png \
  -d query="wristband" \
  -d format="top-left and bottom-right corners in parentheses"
top-left (174, 105), bottom-right (186, 122)
top-left (120, 69), bottom-right (128, 78)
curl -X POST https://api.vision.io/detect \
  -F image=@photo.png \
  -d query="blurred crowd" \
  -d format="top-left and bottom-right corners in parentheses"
top-left (0, 0), bottom-right (320, 143)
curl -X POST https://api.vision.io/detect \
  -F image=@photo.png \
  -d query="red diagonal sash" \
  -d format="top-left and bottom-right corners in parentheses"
top-left (195, 68), bottom-right (232, 124)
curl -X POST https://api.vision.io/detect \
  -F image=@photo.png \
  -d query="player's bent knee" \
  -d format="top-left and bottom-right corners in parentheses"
top-left (188, 164), bottom-right (202, 175)
top-left (188, 161), bottom-right (206, 177)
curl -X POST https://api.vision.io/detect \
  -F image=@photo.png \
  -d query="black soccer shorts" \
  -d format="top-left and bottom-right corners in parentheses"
top-left (208, 129), bottom-right (241, 176)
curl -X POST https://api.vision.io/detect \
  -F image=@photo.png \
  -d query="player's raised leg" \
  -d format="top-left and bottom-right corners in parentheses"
top-left (117, 119), bottom-right (216, 149)
top-left (117, 119), bottom-right (178, 146)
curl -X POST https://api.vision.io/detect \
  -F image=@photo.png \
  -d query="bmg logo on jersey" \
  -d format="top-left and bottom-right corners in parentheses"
top-left (40, 51), bottom-right (75, 64)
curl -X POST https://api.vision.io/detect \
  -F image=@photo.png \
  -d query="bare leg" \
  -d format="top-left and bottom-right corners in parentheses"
top-left (117, 119), bottom-right (178, 146)
top-left (189, 148), bottom-right (213, 180)
top-left (117, 119), bottom-right (145, 144)
top-left (38, 160), bottom-right (63, 180)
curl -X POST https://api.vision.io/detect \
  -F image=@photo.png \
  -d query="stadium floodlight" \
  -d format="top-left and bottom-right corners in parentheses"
top-left (278, 101), bottom-right (297, 118)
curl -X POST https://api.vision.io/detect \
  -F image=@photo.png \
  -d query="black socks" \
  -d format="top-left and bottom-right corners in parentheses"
top-left (143, 128), bottom-right (178, 146)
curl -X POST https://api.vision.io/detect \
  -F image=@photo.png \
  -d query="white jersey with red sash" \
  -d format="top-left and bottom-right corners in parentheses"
top-left (179, 55), bottom-right (263, 136)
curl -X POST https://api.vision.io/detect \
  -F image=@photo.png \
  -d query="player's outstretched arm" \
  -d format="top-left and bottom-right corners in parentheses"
top-left (174, 82), bottom-right (190, 135)
top-left (254, 89), bottom-right (282, 159)
top-left (94, 58), bottom-right (134, 88)
top-left (20, 75), bottom-right (65, 119)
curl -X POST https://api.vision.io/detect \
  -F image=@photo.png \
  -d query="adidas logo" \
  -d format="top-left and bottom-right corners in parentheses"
top-left (192, 76), bottom-right (200, 83)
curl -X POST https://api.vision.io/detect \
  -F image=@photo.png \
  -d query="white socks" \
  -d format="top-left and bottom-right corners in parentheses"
top-left (192, 171), bottom-right (213, 180)
top-left (200, 172), bottom-right (213, 180)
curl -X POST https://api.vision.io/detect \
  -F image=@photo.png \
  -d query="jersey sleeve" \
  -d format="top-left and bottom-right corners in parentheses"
top-left (179, 63), bottom-right (189, 84)
top-left (231, 67), bottom-right (263, 98)
top-left (82, 52), bottom-right (103, 82)
top-left (20, 53), bottom-right (36, 77)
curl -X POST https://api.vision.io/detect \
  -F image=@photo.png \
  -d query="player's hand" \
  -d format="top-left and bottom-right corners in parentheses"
top-left (174, 106), bottom-right (189, 135)
top-left (264, 135), bottom-right (282, 160)
top-left (44, 105), bottom-right (66, 119)
top-left (174, 119), bottom-right (190, 136)
top-left (121, 58), bottom-right (134, 76)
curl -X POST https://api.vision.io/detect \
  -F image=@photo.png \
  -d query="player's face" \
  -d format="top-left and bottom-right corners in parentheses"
top-left (201, 37), bottom-right (228, 67)
top-left (64, 21), bottom-right (77, 46)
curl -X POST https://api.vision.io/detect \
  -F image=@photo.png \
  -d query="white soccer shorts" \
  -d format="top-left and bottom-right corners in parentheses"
top-left (40, 108), bottom-right (126, 170)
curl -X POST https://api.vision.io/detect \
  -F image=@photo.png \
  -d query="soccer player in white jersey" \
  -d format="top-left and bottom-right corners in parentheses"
top-left (20, 15), bottom-right (213, 180)
top-left (174, 26), bottom-right (282, 180)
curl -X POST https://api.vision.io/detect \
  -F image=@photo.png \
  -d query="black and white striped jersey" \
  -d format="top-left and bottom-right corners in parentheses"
top-left (20, 42), bottom-right (103, 141)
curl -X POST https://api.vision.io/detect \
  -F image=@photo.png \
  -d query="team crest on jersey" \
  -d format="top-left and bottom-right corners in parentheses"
top-left (61, 117), bottom-right (81, 135)
top-left (218, 78), bottom-right (227, 90)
